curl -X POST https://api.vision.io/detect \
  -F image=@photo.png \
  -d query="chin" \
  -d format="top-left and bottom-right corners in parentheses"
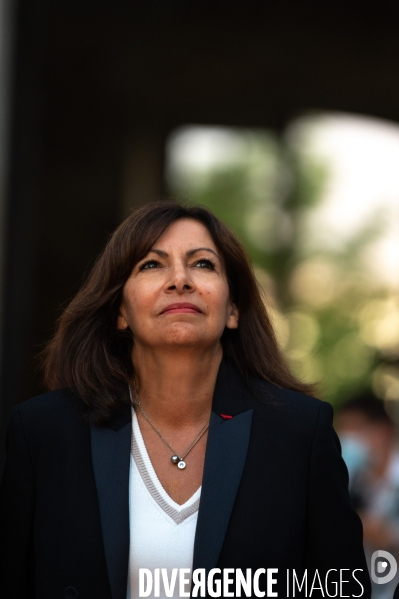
top-left (154, 322), bottom-right (222, 350)
top-left (161, 323), bottom-right (200, 343)
top-left (164, 333), bottom-right (205, 347)
top-left (162, 331), bottom-right (217, 349)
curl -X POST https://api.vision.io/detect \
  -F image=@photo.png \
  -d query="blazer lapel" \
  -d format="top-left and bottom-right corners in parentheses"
top-left (193, 360), bottom-right (253, 573)
top-left (90, 405), bottom-right (132, 599)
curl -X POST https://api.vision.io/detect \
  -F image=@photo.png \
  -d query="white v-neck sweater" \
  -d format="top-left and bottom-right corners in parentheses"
top-left (126, 410), bottom-right (201, 599)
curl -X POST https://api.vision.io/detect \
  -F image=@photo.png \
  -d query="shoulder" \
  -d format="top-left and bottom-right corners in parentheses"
top-left (217, 360), bottom-right (332, 435)
top-left (9, 389), bottom-right (88, 446)
top-left (248, 375), bottom-right (331, 414)
top-left (246, 376), bottom-right (333, 438)
top-left (16, 388), bottom-right (85, 419)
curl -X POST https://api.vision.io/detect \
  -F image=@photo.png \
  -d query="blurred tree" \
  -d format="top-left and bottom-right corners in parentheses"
top-left (167, 127), bottom-right (398, 407)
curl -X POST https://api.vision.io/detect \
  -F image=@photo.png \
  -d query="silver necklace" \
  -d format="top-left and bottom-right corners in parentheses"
top-left (129, 384), bottom-right (210, 470)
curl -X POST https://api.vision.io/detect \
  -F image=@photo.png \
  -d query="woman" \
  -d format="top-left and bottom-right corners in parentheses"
top-left (0, 201), bottom-right (370, 599)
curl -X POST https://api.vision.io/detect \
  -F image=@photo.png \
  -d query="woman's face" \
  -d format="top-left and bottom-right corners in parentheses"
top-left (117, 218), bottom-right (239, 352)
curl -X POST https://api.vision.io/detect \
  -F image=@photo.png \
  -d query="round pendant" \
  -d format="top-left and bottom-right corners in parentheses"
top-left (177, 460), bottom-right (186, 469)
top-left (171, 455), bottom-right (180, 464)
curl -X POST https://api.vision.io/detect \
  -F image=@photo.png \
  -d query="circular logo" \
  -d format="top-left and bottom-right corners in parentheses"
top-left (371, 550), bottom-right (397, 585)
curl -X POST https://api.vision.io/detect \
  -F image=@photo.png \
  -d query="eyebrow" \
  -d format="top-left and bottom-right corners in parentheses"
top-left (148, 247), bottom-right (221, 260)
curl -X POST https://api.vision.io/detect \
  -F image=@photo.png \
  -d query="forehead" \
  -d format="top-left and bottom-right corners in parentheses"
top-left (154, 218), bottom-right (217, 250)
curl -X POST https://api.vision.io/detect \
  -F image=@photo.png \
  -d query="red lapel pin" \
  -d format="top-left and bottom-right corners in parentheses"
top-left (220, 413), bottom-right (233, 419)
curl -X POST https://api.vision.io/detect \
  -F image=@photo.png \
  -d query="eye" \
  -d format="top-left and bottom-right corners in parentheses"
top-left (139, 259), bottom-right (162, 270)
top-left (194, 258), bottom-right (216, 270)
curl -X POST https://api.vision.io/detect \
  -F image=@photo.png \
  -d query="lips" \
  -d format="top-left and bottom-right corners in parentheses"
top-left (160, 302), bottom-right (202, 314)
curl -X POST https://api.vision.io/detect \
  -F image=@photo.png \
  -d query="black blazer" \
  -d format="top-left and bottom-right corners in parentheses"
top-left (0, 360), bottom-right (371, 599)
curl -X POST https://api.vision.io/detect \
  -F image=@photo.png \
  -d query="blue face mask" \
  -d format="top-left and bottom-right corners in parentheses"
top-left (339, 435), bottom-right (371, 481)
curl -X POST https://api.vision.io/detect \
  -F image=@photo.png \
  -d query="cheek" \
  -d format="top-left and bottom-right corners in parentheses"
top-left (199, 284), bottom-right (231, 314)
top-left (122, 281), bottom-right (161, 322)
top-left (120, 288), bottom-right (141, 321)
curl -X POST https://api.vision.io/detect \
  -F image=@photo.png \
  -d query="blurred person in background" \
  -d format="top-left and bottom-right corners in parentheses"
top-left (336, 393), bottom-right (399, 599)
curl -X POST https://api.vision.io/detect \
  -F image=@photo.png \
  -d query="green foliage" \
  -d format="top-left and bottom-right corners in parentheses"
top-left (168, 128), bottom-right (396, 407)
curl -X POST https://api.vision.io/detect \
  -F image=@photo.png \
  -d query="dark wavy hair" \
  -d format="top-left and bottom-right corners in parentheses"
top-left (43, 201), bottom-right (315, 423)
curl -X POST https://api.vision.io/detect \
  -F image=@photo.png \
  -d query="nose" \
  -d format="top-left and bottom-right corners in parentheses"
top-left (166, 263), bottom-right (195, 293)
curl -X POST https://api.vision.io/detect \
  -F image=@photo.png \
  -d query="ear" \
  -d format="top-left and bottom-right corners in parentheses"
top-left (226, 301), bottom-right (239, 330)
top-left (116, 305), bottom-right (129, 330)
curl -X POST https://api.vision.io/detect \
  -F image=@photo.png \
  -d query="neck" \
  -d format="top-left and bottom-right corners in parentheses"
top-left (131, 345), bottom-right (223, 428)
